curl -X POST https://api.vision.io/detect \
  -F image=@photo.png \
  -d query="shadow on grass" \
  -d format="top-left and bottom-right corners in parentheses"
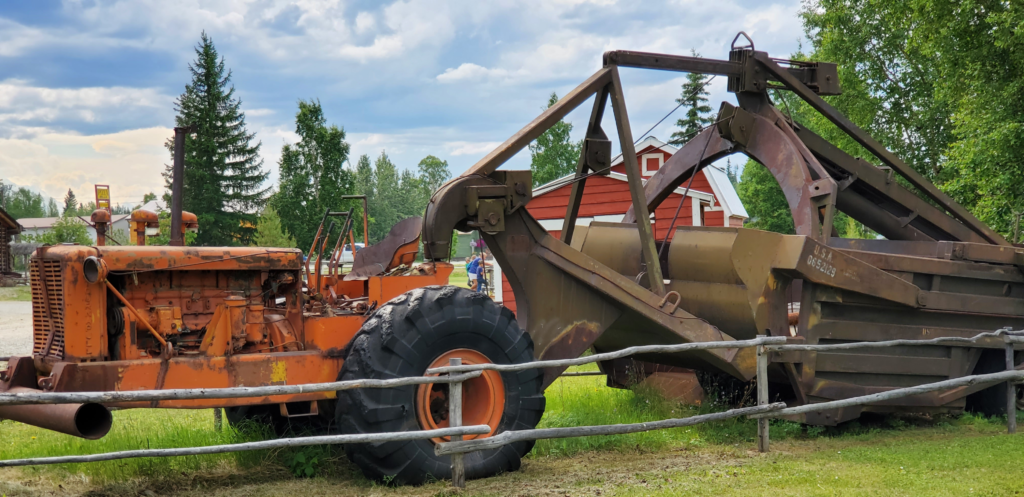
top-left (532, 373), bottom-right (1014, 458)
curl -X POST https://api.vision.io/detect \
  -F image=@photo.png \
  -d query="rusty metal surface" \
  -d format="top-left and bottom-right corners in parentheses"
top-left (0, 358), bottom-right (111, 439)
top-left (607, 66), bottom-right (665, 295)
top-left (752, 52), bottom-right (1008, 246)
top-left (420, 43), bottom-right (1024, 424)
top-left (560, 84), bottom-right (610, 245)
top-left (345, 217), bottom-right (422, 280)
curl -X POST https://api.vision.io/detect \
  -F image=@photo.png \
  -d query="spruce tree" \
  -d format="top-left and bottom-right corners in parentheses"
top-left (669, 50), bottom-right (714, 146)
top-left (271, 99), bottom-right (353, 252)
top-left (252, 205), bottom-right (296, 248)
top-left (63, 188), bottom-right (78, 216)
top-left (166, 32), bottom-right (269, 246)
top-left (529, 92), bottom-right (582, 187)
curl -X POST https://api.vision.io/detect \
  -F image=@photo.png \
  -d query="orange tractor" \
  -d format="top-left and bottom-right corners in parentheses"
top-left (0, 202), bottom-right (544, 483)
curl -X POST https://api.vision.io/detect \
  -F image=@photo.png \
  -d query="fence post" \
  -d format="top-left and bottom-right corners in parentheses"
top-left (756, 335), bottom-right (769, 452)
top-left (449, 357), bottom-right (466, 489)
top-left (1006, 335), bottom-right (1016, 434)
top-left (214, 407), bottom-right (222, 432)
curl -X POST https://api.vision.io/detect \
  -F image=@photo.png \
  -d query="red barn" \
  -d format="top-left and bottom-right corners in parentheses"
top-left (498, 136), bottom-right (748, 313)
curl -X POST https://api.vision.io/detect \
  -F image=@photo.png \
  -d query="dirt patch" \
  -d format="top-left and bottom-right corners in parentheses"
top-left (0, 301), bottom-right (32, 359)
top-left (0, 446), bottom-right (756, 497)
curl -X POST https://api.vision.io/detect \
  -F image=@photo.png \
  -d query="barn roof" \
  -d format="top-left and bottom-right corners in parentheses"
top-left (0, 207), bottom-right (21, 233)
top-left (609, 136), bottom-right (677, 167)
top-left (533, 136), bottom-right (748, 219)
top-left (18, 214), bottom-right (129, 229)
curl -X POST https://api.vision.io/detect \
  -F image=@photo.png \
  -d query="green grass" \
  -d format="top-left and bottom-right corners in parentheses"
top-left (3, 372), bottom-right (1022, 495)
top-left (0, 409), bottom-right (274, 485)
top-left (612, 415), bottom-right (1023, 496)
top-left (448, 267), bottom-right (470, 289)
top-left (0, 285), bottom-right (31, 301)
top-left (533, 367), bottom-right (795, 458)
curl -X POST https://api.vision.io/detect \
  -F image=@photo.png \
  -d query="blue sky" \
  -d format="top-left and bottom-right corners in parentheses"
top-left (0, 0), bottom-right (807, 208)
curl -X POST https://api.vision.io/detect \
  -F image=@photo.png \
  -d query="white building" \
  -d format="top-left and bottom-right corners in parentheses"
top-left (17, 214), bottom-right (132, 244)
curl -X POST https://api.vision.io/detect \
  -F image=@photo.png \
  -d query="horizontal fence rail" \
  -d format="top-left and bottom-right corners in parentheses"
top-left (425, 336), bottom-right (789, 375)
top-left (766, 328), bottom-right (1024, 352)
top-left (436, 402), bottom-right (787, 455)
top-left (748, 369), bottom-right (1024, 419)
top-left (1, 328), bottom-right (1020, 491)
top-left (0, 371), bottom-right (482, 406)
top-left (0, 425), bottom-right (491, 468)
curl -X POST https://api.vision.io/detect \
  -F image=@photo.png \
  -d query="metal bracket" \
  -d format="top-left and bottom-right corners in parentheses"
top-left (716, 102), bottom-right (756, 147)
top-left (836, 173), bottom-right (858, 191)
top-left (585, 138), bottom-right (612, 174)
top-left (727, 49), bottom-right (841, 96)
top-left (465, 171), bottom-right (533, 234)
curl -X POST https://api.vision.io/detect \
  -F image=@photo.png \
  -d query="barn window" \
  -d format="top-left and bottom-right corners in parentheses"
top-left (641, 153), bottom-right (663, 176)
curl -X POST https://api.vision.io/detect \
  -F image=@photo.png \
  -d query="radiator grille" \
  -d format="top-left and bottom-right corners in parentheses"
top-left (31, 259), bottom-right (65, 359)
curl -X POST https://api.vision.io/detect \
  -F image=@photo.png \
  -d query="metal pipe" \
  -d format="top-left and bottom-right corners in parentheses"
top-left (341, 195), bottom-right (369, 247)
top-left (0, 387), bottom-right (111, 439)
top-left (305, 209), bottom-right (331, 286)
top-left (105, 280), bottom-right (168, 348)
top-left (169, 126), bottom-right (191, 247)
top-left (314, 221), bottom-right (335, 295)
top-left (0, 425), bottom-right (490, 468)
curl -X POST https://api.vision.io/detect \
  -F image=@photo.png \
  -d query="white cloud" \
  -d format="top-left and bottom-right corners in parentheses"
top-left (437, 63), bottom-right (505, 83)
top-left (445, 141), bottom-right (501, 157)
top-left (354, 11), bottom-right (376, 34)
top-left (0, 127), bottom-right (173, 204)
top-left (246, 108), bottom-right (276, 117)
top-left (0, 0), bottom-right (809, 195)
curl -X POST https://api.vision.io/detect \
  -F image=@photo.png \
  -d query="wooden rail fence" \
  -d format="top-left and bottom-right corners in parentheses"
top-left (0, 329), bottom-right (1021, 490)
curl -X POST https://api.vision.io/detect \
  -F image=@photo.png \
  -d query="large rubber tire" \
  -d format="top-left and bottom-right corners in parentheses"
top-left (337, 286), bottom-right (545, 485)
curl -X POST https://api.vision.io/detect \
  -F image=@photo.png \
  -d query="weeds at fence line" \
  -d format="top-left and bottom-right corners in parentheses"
top-left (1, 331), bottom-right (1020, 492)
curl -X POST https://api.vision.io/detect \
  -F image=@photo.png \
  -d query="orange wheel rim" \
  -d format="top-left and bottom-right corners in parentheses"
top-left (416, 349), bottom-right (505, 443)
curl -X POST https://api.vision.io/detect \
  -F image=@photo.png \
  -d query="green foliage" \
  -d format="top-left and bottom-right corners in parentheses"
top-left (252, 205), bottom-right (296, 248)
top-left (723, 159), bottom-right (739, 187)
top-left (669, 50), bottom-right (714, 146)
top-left (270, 99), bottom-right (354, 252)
top-left (0, 185), bottom-right (48, 219)
top-left (923, 1), bottom-right (1024, 242)
top-left (797, 1), bottom-right (1024, 242)
top-left (736, 159), bottom-right (794, 234)
top-left (146, 212), bottom-right (198, 246)
top-left (22, 215), bottom-right (92, 245)
top-left (353, 151), bottom-right (450, 244)
top-left (0, 178), bottom-right (10, 210)
top-left (62, 188), bottom-right (77, 215)
top-left (368, 151), bottom-right (402, 243)
top-left (0, 409), bottom-right (269, 486)
top-left (529, 92), bottom-right (582, 187)
top-left (0, 180), bottom-right (62, 219)
top-left (285, 447), bottom-right (321, 478)
top-left (417, 155), bottom-right (451, 196)
top-left (164, 32), bottom-right (269, 247)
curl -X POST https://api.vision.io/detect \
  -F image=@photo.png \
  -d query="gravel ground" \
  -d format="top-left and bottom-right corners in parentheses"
top-left (0, 301), bottom-right (33, 358)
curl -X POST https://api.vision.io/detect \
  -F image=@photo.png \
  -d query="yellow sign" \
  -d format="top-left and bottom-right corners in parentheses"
top-left (95, 185), bottom-right (111, 212)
